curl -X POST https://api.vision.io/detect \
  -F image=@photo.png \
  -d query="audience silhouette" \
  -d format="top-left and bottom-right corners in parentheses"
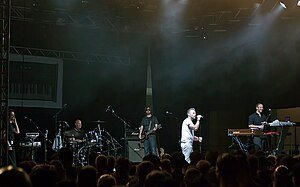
top-left (0, 147), bottom-right (299, 187)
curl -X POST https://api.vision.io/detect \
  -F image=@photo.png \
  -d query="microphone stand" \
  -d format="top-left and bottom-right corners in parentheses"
top-left (265, 112), bottom-right (272, 123)
top-left (166, 111), bottom-right (178, 120)
top-left (27, 118), bottom-right (52, 163)
top-left (108, 107), bottom-right (130, 157)
top-left (198, 120), bottom-right (202, 153)
top-left (53, 104), bottom-right (67, 135)
top-left (264, 111), bottom-right (272, 153)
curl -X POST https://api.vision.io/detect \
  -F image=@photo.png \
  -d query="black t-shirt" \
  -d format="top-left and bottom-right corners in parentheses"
top-left (248, 112), bottom-right (269, 132)
top-left (248, 112), bottom-right (266, 125)
top-left (8, 122), bottom-right (16, 142)
top-left (140, 116), bottom-right (158, 133)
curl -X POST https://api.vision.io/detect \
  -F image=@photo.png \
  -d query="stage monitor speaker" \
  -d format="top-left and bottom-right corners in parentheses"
top-left (128, 140), bottom-right (144, 162)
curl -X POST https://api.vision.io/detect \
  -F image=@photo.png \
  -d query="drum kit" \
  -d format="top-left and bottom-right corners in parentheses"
top-left (61, 120), bottom-right (122, 166)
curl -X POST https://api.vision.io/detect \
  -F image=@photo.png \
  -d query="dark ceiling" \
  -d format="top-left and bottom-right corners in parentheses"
top-left (10, 0), bottom-right (300, 110)
top-left (11, 0), bottom-right (300, 35)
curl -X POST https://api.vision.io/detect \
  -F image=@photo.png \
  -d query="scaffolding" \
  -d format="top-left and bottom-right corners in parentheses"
top-left (10, 46), bottom-right (131, 65)
top-left (0, 0), bottom-right (10, 166)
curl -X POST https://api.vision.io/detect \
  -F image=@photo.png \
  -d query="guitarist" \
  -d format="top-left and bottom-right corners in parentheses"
top-left (138, 106), bottom-right (159, 157)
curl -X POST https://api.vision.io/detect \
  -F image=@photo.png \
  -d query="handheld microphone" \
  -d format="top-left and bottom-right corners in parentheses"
top-left (198, 115), bottom-right (204, 119)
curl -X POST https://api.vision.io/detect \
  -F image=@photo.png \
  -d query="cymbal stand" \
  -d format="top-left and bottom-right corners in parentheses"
top-left (199, 124), bottom-right (202, 153)
top-left (52, 104), bottom-right (67, 136)
top-left (102, 130), bottom-right (122, 156)
top-left (97, 124), bottom-right (103, 147)
top-left (52, 124), bottom-right (64, 152)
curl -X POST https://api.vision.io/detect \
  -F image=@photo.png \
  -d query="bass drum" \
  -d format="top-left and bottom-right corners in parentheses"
top-left (77, 145), bottom-right (102, 166)
top-left (77, 130), bottom-right (123, 165)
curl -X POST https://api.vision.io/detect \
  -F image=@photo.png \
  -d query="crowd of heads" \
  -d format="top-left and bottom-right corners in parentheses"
top-left (1, 147), bottom-right (300, 187)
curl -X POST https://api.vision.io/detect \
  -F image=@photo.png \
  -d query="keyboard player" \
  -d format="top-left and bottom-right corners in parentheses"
top-left (248, 103), bottom-right (269, 151)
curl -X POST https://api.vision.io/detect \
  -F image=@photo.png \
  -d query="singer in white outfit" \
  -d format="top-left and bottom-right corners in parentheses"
top-left (180, 108), bottom-right (203, 163)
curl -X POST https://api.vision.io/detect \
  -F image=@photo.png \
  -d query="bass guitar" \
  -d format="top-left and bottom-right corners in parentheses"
top-left (140, 124), bottom-right (162, 143)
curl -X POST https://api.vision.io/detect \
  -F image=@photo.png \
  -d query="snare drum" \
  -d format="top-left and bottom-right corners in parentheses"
top-left (85, 131), bottom-right (99, 145)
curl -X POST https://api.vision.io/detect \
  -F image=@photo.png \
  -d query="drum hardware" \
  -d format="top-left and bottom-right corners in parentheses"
top-left (59, 119), bottom-right (122, 166)
top-left (93, 120), bottom-right (107, 139)
top-left (64, 130), bottom-right (84, 139)
top-left (63, 138), bottom-right (85, 165)
top-left (85, 130), bottom-right (99, 146)
top-left (75, 129), bottom-right (122, 166)
top-left (98, 124), bottom-right (102, 141)
top-left (52, 128), bottom-right (63, 152)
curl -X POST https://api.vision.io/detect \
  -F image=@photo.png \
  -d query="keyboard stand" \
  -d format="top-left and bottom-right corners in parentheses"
top-left (231, 136), bottom-right (249, 155)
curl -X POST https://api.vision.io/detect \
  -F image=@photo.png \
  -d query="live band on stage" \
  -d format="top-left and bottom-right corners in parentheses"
top-left (6, 103), bottom-right (300, 166)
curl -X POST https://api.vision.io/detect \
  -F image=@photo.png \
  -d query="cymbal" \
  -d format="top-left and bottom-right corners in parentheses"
top-left (67, 139), bottom-right (86, 143)
top-left (64, 130), bottom-right (82, 137)
top-left (91, 120), bottom-right (106, 123)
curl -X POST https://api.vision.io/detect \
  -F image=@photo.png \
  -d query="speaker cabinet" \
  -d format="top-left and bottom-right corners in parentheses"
top-left (127, 140), bottom-right (144, 162)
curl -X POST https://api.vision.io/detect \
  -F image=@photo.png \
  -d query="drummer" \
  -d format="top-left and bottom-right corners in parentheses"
top-left (64, 119), bottom-right (85, 143)
top-left (73, 119), bottom-right (85, 140)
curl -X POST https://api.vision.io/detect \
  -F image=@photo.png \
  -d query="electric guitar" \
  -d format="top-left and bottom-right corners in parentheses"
top-left (140, 124), bottom-right (162, 143)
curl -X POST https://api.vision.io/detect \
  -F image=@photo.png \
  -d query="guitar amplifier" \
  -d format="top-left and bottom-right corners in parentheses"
top-left (126, 129), bottom-right (140, 141)
top-left (128, 140), bottom-right (144, 162)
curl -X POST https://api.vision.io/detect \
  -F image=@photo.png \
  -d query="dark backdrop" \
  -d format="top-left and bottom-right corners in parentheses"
top-left (9, 1), bottom-right (300, 160)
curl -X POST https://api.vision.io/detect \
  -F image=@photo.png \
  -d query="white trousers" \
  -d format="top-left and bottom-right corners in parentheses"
top-left (181, 141), bottom-right (193, 164)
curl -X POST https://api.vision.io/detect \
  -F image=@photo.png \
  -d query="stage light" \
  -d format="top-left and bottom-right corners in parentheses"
top-left (279, 0), bottom-right (300, 9)
top-left (280, 1), bottom-right (287, 9)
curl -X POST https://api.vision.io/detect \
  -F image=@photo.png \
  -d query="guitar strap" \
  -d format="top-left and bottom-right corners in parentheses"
top-left (148, 120), bottom-right (152, 131)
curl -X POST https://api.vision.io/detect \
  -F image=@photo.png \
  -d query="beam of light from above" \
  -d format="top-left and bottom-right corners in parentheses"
top-left (216, 0), bottom-right (285, 76)
top-left (159, 0), bottom-right (189, 39)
